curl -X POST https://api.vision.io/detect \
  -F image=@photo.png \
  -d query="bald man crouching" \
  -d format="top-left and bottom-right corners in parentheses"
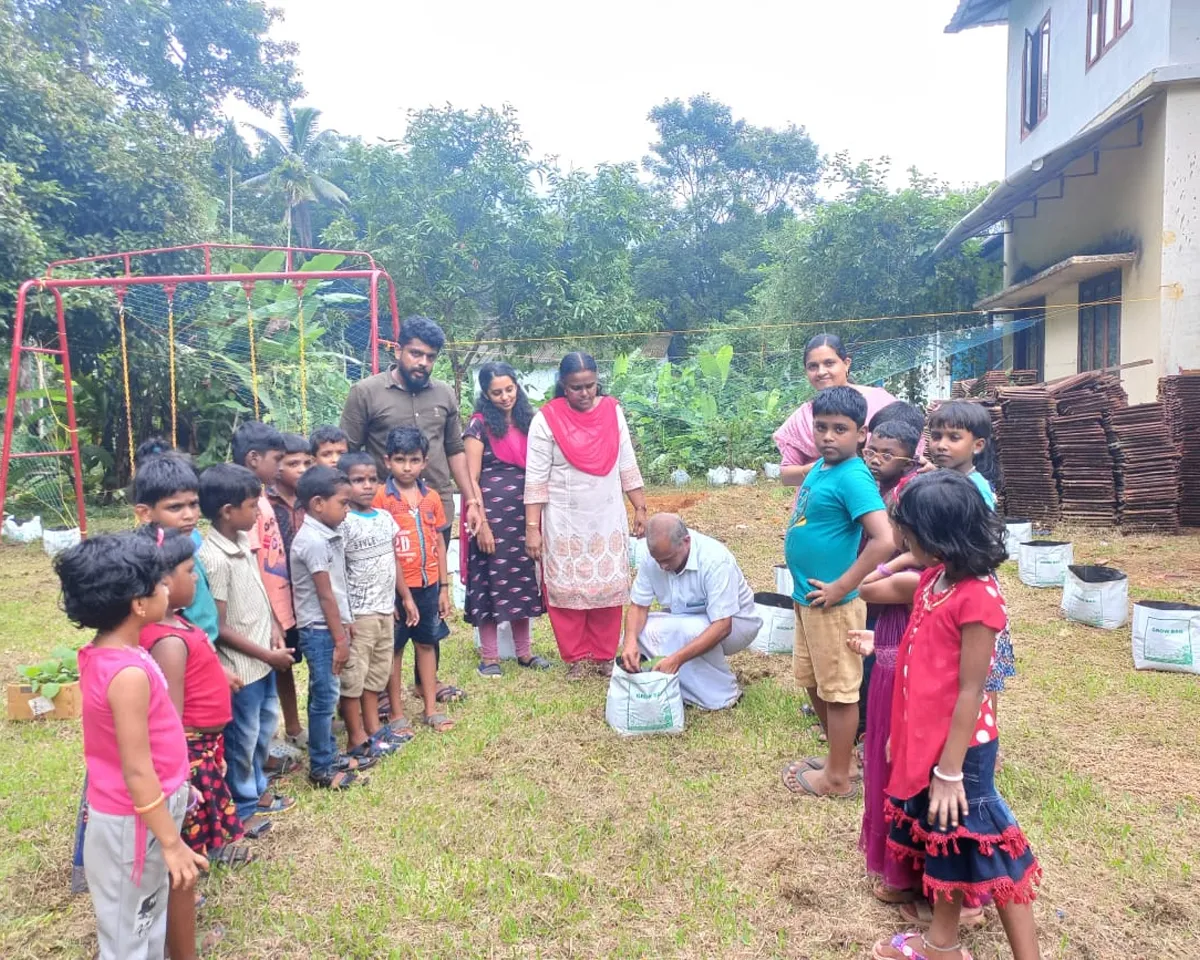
top-left (620, 514), bottom-right (763, 710)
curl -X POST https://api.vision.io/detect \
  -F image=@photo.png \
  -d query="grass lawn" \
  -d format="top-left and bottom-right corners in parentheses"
top-left (1, 484), bottom-right (1199, 958)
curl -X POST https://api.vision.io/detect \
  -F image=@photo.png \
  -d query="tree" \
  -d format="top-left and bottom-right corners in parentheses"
top-left (0, 2), bottom-right (214, 336)
top-left (214, 117), bottom-right (251, 241)
top-left (12, 0), bottom-right (302, 134)
top-left (326, 106), bottom-right (656, 398)
top-left (242, 105), bottom-right (349, 248)
top-left (749, 159), bottom-right (1000, 401)
top-left (635, 94), bottom-right (822, 340)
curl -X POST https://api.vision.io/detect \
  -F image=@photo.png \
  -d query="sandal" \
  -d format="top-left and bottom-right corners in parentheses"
top-left (265, 756), bottom-right (299, 782)
top-left (794, 755), bottom-right (863, 783)
top-left (334, 752), bottom-right (379, 772)
top-left (348, 737), bottom-right (399, 761)
top-left (256, 793), bottom-right (297, 815)
top-left (898, 900), bottom-right (987, 929)
top-left (783, 765), bottom-right (860, 800)
top-left (435, 684), bottom-right (466, 704)
top-left (423, 712), bottom-right (455, 733)
top-left (477, 662), bottom-right (503, 679)
top-left (871, 932), bottom-right (974, 960)
top-left (242, 814), bottom-right (272, 840)
top-left (209, 843), bottom-right (257, 870)
top-left (387, 718), bottom-right (416, 741)
top-left (566, 661), bottom-right (589, 681)
top-left (309, 768), bottom-right (365, 790)
top-left (517, 654), bottom-right (551, 670)
top-left (872, 880), bottom-right (917, 904)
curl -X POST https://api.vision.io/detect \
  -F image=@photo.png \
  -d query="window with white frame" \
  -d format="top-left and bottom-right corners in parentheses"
top-left (1088, 0), bottom-right (1132, 67)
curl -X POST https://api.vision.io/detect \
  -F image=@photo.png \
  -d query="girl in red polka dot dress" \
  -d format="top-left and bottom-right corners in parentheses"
top-left (870, 472), bottom-right (1041, 960)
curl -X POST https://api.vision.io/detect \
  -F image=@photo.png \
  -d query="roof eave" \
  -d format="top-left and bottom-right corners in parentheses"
top-left (945, 0), bottom-right (1010, 34)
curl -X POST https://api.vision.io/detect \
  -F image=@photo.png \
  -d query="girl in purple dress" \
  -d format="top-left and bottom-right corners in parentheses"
top-left (462, 363), bottom-right (548, 676)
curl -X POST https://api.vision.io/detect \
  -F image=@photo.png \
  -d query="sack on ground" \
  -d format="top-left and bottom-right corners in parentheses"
top-left (2, 515), bottom-right (42, 544)
top-left (750, 592), bottom-right (793, 655)
top-left (42, 525), bottom-right (81, 558)
top-left (731, 468), bottom-right (756, 486)
top-left (446, 538), bottom-right (465, 611)
top-left (1061, 565), bottom-right (1128, 629)
top-left (605, 664), bottom-right (685, 736)
top-left (763, 463), bottom-right (782, 480)
top-left (774, 564), bottom-right (794, 597)
top-left (1003, 519), bottom-right (1032, 560)
top-left (1132, 600), bottom-right (1200, 675)
top-left (472, 622), bottom-right (518, 660)
top-left (628, 536), bottom-right (649, 574)
top-left (1018, 540), bottom-right (1073, 588)
top-left (706, 466), bottom-right (730, 486)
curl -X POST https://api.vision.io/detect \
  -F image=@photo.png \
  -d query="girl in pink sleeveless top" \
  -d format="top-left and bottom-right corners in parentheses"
top-left (56, 533), bottom-right (208, 960)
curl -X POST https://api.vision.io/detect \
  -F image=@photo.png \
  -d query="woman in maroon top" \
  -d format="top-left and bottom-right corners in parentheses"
top-left (865, 473), bottom-right (1040, 960)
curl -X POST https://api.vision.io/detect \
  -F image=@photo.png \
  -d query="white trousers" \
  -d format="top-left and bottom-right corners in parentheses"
top-left (637, 612), bottom-right (761, 711)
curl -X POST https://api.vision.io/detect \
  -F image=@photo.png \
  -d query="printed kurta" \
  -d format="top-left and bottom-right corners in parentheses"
top-left (525, 404), bottom-right (643, 609)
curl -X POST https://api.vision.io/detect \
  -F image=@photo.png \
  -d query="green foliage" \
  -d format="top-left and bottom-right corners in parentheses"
top-left (635, 94), bottom-right (822, 337)
top-left (18, 646), bottom-right (79, 696)
top-left (748, 160), bottom-right (1001, 402)
top-left (13, 0), bottom-right (301, 134)
top-left (242, 105), bottom-right (349, 248)
top-left (327, 106), bottom-right (656, 398)
top-left (612, 345), bottom-right (808, 479)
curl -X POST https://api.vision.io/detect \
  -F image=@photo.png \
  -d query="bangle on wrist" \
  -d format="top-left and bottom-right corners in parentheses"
top-left (134, 791), bottom-right (166, 816)
top-left (932, 765), bottom-right (963, 783)
top-left (876, 564), bottom-right (893, 578)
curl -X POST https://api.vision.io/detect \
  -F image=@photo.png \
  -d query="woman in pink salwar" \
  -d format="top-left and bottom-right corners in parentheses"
top-left (525, 353), bottom-right (647, 680)
top-left (773, 333), bottom-right (897, 488)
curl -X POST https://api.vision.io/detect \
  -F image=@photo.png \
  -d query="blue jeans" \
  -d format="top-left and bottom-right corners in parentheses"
top-left (298, 626), bottom-right (340, 775)
top-left (223, 671), bottom-right (278, 822)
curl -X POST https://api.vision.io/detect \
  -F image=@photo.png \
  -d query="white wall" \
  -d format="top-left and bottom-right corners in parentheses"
top-left (1005, 0), bottom-right (1172, 174)
top-left (1169, 0), bottom-right (1200, 62)
top-left (1005, 96), bottom-right (1167, 401)
top-left (1158, 83), bottom-right (1200, 381)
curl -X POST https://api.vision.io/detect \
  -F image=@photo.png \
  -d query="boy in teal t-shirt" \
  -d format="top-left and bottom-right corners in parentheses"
top-left (781, 386), bottom-right (892, 800)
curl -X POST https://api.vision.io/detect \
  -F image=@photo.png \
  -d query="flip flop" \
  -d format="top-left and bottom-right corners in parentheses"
top-left (387, 717), bottom-right (416, 741)
top-left (309, 768), bottom-right (366, 790)
top-left (898, 900), bottom-right (987, 929)
top-left (242, 814), bottom-right (272, 840)
top-left (208, 843), bottom-right (257, 870)
top-left (423, 712), bottom-right (455, 733)
top-left (872, 880), bottom-right (917, 904)
top-left (871, 932), bottom-right (974, 960)
top-left (781, 759), bottom-right (861, 795)
top-left (794, 755), bottom-right (864, 783)
top-left (255, 793), bottom-right (297, 815)
top-left (787, 766), bottom-right (860, 800)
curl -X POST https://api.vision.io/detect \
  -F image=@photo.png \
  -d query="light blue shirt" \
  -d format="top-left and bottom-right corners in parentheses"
top-left (968, 470), bottom-right (997, 510)
top-left (183, 528), bottom-right (220, 643)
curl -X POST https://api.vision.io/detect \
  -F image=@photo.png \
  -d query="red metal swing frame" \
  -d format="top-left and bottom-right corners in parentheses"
top-left (0, 243), bottom-right (400, 536)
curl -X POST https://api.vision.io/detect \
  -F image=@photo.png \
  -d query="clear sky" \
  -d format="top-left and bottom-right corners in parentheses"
top-left (235, 0), bottom-right (1008, 188)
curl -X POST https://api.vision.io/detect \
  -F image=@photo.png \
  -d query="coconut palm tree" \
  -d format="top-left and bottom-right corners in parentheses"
top-left (214, 117), bottom-right (250, 241)
top-left (242, 105), bottom-right (348, 248)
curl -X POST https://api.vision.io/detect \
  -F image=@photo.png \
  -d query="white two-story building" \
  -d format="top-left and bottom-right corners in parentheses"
top-left (938, 0), bottom-right (1200, 402)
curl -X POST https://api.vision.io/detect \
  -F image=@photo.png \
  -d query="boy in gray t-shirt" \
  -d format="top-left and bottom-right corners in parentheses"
top-left (290, 466), bottom-right (371, 788)
top-left (337, 453), bottom-right (418, 756)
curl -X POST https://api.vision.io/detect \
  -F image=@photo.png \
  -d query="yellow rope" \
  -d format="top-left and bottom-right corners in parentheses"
top-left (245, 292), bottom-right (261, 419)
top-left (296, 287), bottom-right (308, 434)
top-left (166, 289), bottom-right (178, 447)
top-left (116, 299), bottom-right (135, 476)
